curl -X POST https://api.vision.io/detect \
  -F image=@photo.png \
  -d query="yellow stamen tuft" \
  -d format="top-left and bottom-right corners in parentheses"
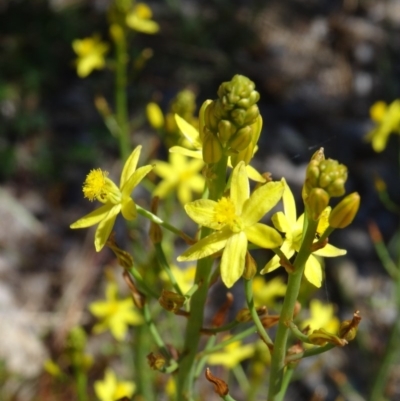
top-left (83, 169), bottom-right (109, 201)
top-left (213, 197), bottom-right (238, 228)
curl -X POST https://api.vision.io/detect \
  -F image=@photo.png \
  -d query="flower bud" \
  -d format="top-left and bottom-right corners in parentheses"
top-left (306, 188), bottom-right (330, 221)
top-left (146, 102), bottom-right (164, 129)
top-left (242, 251), bottom-right (257, 280)
top-left (202, 131), bottom-right (223, 164)
top-left (235, 306), bottom-right (267, 323)
top-left (329, 192), bottom-right (360, 229)
top-left (229, 126), bottom-right (252, 152)
top-left (218, 119), bottom-right (235, 144)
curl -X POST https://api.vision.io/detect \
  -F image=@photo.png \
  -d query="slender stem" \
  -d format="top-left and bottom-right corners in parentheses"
top-left (369, 257), bottom-right (400, 400)
top-left (285, 344), bottom-right (334, 364)
top-left (136, 205), bottom-right (194, 244)
top-left (244, 279), bottom-right (273, 347)
top-left (275, 367), bottom-right (294, 401)
top-left (114, 27), bottom-right (130, 161)
top-left (154, 243), bottom-right (184, 295)
top-left (232, 364), bottom-right (250, 394)
top-left (267, 218), bottom-right (318, 401)
top-left (75, 368), bottom-right (87, 401)
top-left (176, 156), bottom-right (229, 401)
top-left (134, 325), bottom-right (154, 400)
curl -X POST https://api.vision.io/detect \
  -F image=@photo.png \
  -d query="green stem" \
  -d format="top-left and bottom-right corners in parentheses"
top-left (369, 264), bottom-right (400, 400)
top-left (75, 368), bottom-right (87, 401)
top-left (285, 344), bottom-right (334, 364)
top-left (275, 367), bottom-right (294, 401)
top-left (176, 155), bottom-right (229, 401)
top-left (244, 279), bottom-right (273, 347)
top-left (267, 218), bottom-right (318, 401)
top-left (114, 27), bottom-right (130, 161)
top-left (136, 205), bottom-right (194, 244)
top-left (134, 325), bottom-right (154, 400)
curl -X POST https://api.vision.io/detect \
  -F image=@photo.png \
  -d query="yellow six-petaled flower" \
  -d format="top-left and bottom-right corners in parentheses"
top-left (260, 178), bottom-right (346, 287)
top-left (72, 35), bottom-right (109, 78)
top-left (94, 368), bottom-right (136, 401)
top-left (178, 161), bottom-right (284, 288)
top-left (70, 145), bottom-right (153, 251)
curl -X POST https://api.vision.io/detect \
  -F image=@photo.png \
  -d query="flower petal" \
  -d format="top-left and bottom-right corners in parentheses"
top-left (121, 164), bottom-right (153, 197)
top-left (121, 197), bottom-right (137, 221)
top-left (177, 229), bottom-right (231, 261)
top-left (70, 204), bottom-right (113, 229)
top-left (220, 231), bottom-right (247, 288)
top-left (169, 146), bottom-right (202, 159)
top-left (184, 199), bottom-right (220, 229)
top-left (244, 223), bottom-right (283, 249)
top-left (260, 241), bottom-right (295, 274)
top-left (304, 254), bottom-right (323, 288)
top-left (175, 114), bottom-right (202, 148)
top-left (271, 211), bottom-right (291, 233)
top-left (230, 162), bottom-right (249, 214)
top-left (120, 145), bottom-right (141, 188)
top-left (313, 243), bottom-right (347, 257)
top-left (282, 178), bottom-right (297, 225)
top-left (242, 180), bottom-right (284, 226)
top-left (94, 205), bottom-right (121, 251)
top-left (245, 164), bottom-right (266, 183)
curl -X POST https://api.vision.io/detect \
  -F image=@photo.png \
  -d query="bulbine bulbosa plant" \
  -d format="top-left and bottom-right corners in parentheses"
top-left (70, 74), bottom-right (361, 401)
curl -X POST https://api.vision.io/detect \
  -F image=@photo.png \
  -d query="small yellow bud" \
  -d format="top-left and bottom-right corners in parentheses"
top-left (202, 131), bottom-right (223, 164)
top-left (218, 119), bottom-right (235, 143)
top-left (146, 102), bottom-right (164, 129)
top-left (228, 125), bottom-right (252, 152)
top-left (329, 192), bottom-right (360, 229)
top-left (242, 251), bottom-right (257, 280)
top-left (306, 188), bottom-right (330, 220)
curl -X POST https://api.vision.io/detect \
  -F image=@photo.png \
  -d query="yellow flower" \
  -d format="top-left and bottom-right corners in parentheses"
top-left (178, 162), bottom-right (284, 288)
top-left (94, 368), bottom-right (135, 401)
top-left (171, 114), bottom-right (266, 183)
top-left (70, 145), bottom-right (153, 251)
top-left (260, 179), bottom-right (346, 288)
top-left (252, 276), bottom-right (287, 308)
top-left (207, 337), bottom-right (255, 368)
top-left (152, 152), bottom-right (205, 205)
top-left (126, 3), bottom-right (159, 34)
top-left (89, 282), bottom-right (143, 341)
top-left (72, 36), bottom-right (109, 78)
top-left (365, 100), bottom-right (400, 152)
top-left (302, 299), bottom-right (340, 334)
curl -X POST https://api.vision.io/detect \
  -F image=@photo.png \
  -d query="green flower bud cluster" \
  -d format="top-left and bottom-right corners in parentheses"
top-left (202, 75), bottom-right (262, 165)
top-left (303, 149), bottom-right (348, 220)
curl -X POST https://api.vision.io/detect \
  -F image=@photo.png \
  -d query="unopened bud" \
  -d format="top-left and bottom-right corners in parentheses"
top-left (229, 125), bottom-right (252, 152)
top-left (242, 251), bottom-right (257, 280)
top-left (202, 131), bottom-right (223, 164)
top-left (306, 188), bottom-right (330, 220)
top-left (329, 192), bottom-right (360, 229)
top-left (235, 306), bottom-right (267, 323)
top-left (146, 102), bottom-right (164, 129)
top-left (218, 120), bottom-right (235, 144)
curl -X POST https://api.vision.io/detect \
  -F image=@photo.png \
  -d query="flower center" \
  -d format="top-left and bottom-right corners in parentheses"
top-left (213, 197), bottom-right (243, 232)
top-left (83, 169), bottom-right (109, 202)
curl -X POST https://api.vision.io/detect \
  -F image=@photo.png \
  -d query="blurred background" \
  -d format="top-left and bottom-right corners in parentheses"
top-left (1, 0), bottom-right (400, 400)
